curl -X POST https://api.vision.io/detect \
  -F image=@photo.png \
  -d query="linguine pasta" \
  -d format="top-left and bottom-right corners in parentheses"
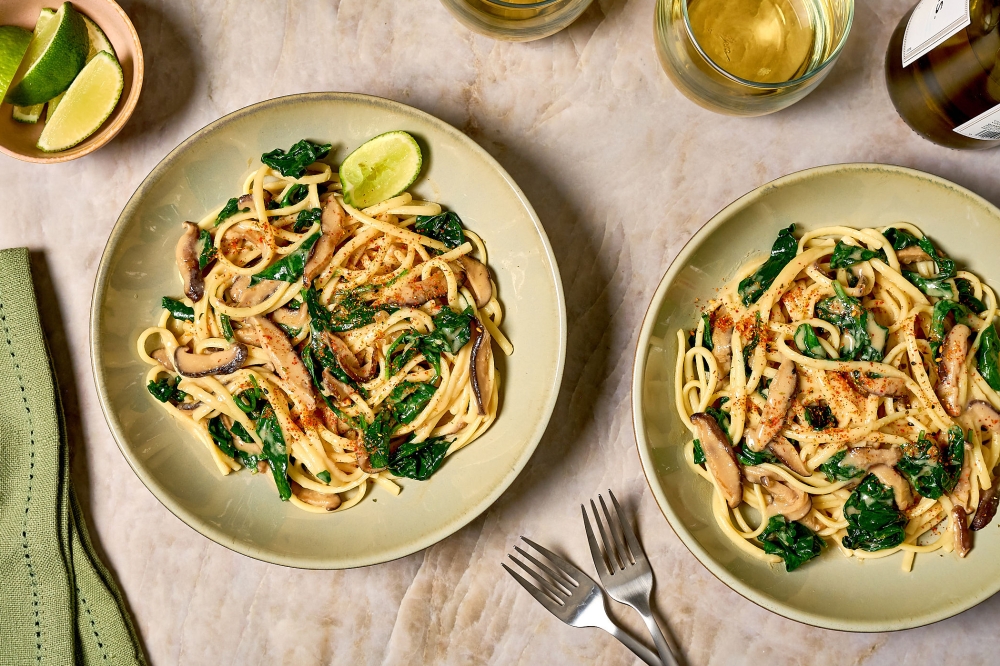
top-left (676, 223), bottom-right (1000, 571)
top-left (137, 140), bottom-right (512, 514)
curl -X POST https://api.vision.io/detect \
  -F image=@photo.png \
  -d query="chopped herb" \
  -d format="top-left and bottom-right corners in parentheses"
top-left (414, 212), bottom-right (465, 249)
top-left (897, 233), bottom-right (956, 298)
top-left (902, 271), bottom-right (954, 299)
top-left (816, 282), bottom-right (884, 361)
top-left (215, 197), bottom-right (246, 226)
top-left (692, 438), bottom-right (706, 465)
top-left (261, 139), bottom-right (332, 178)
top-left (197, 229), bottom-right (215, 270)
top-left (388, 436), bottom-right (451, 480)
top-left (161, 297), bottom-right (194, 321)
top-left (804, 404), bottom-right (835, 430)
top-left (705, 405), bottom-right (731, 440)
top-left (304, 286), bottom-right (377, 333)
top-left (738, 225), bottom-right (798, 306)
top-left (362, 409), bottom-right (395, 470)
top-left (147, 376), bottom-right (187, 403)
top-left (234, 381), bottom-right (266, 420)
top-left (279, 183), bottom-right (308, 208)
top-left (829, 241), bottom-right (887, 269)
top-left (277, 323), bottom-right (301, 338)
top-left (293, 207), bottom-right (322, 233)
top-left (208, 417), bottom-right (266, 473)
top-left (316, 470), bottom-right (332, 484)
top-left (793, 323), bottom-right (827, 359)
top-left (818, 449), bottom-right (864, 482)
top-left (741, 312), bottom-right (764, 373)
top-left (737, 445), bottom-right (779, 466)
top-left (386, 307), bottom-right (475, 376)
top-left (700, 313), bottom-right (713, 351)
top-left (841, 474), bottom-right (907, 551)
top-left (759, 515), bottom-right (823, 571)
top-left (883, 227), bottom-right (920, 251)
top-left (256, 408), bottom-right (291, 500)
top-left (918, 235), bottom-right (955, 278)
top-left (219, 314), bottom-right (234, 342)
top-left (928, 299), bottom-right (971, 360)
top-left (978, 323), bottom-right (1000, 391)
top-left (898, 428), bottom-right (964, 500)
top-left (250, 230), bottom-right (321, 284)
top-left (208, 415), bottom-right (239, 459)
top-left (230, 421), bottom-right (254, 445)
top-left (956, 278), bottom-right (987, 314)
top-left (307, 326), bottom-right (357, 391)
top-left (387, 382), bottom-right (437, 424)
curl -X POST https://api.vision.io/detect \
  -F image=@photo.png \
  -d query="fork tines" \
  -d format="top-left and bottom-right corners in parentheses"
top-left (502, 537), bottom-right (583, 610)
top-left (583, 490), bottom-right (646, 575)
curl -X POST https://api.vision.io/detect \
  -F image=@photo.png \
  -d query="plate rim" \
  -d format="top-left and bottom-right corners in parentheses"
top-left (631, 162), bottom-right (1000, 632)
top-left (90, 91), bottom-right (567, 569)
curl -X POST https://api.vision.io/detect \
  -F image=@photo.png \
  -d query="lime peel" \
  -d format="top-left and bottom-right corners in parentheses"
top-left (13, 103), bottom-right (45, 124)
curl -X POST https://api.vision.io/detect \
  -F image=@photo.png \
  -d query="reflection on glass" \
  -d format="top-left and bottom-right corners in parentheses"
top-left (655, 0), bottom-right (853, 116)
top-left (439, 0), bottom-right (594, 42)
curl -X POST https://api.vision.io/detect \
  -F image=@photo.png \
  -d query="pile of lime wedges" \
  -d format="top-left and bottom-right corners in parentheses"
top-left (0, 2), bottom-right (123, 152)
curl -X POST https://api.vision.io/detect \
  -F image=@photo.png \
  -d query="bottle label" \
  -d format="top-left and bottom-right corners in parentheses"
top-left (954, 104), bottom-right (1000, 140)
top-left (901, 0), bottom-right (970, 67)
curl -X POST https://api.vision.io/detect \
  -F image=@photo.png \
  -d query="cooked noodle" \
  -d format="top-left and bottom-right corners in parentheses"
top-left (675, 224), bottom-right (1000, 571)
top-left (138, 145), bottom-right (511, 513)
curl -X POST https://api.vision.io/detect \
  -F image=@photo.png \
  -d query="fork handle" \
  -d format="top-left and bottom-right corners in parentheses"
top-left (633, 599), bottom-right (679, 666)
top-left (596, 619), bottom-right (662, 666)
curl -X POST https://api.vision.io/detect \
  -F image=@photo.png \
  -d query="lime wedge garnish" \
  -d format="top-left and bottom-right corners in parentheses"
top-left (339, 131), bottom-right (423, 208)
top-left (4, 2), bottom-right (89, 107)
top-left (82, 13), bottom-right (115, 59)
top-left (37, 51), bottom-right (122, 152)
top-left (0, 26), bottom-right (32, 102)
top-left (49, 11), bottom-right (116, 118)
top-left (12, 103), bottom-right (45, 123)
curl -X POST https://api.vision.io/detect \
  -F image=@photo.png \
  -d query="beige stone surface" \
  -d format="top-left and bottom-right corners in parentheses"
top-left (2, 0), bottom-right (999, 664)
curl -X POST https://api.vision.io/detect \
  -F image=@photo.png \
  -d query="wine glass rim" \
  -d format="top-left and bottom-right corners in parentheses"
top-left (680, 0), bottom-right (855, 90)
top-left (479, 0), bottom-right (567, 8)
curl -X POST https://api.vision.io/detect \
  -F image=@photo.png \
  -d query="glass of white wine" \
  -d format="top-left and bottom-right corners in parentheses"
top-left (439, 0), bottom-right (594, 41)
top-left (655, 0), bottom-right (854, 115)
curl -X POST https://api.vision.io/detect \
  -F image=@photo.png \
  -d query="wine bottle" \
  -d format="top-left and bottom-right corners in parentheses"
top-left (885, 0), bottom-right (1000, 150)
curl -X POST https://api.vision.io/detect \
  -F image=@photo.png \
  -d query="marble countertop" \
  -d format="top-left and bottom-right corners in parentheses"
top-left (3, 0), bottom-right (999, 663)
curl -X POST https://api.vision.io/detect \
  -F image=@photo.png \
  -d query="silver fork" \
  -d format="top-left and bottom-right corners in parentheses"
top-left (584, 491), bottom-right (680, 666)
top-left (502, 536), bottom-right (662, 666)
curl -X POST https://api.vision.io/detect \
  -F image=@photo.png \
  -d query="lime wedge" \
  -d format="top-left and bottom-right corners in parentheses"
top-left (12, 103), bottom-right (45, 123)
top-left (11, 9), bottom-right (55, 123)
top-left (4, 2), bottom-right (88, 107)
top-left (37, 51), bottom-right (122, 152)
top-left (82, 13), bottom-right (115, 59)
top-left (339, 131), bottom-right (423, 208)
top-left (49, 11), bottom-right (116, 118)
top-left (0, 26), bottom-right (32, 102)
top-left (47, 91), bottom-right (63, 117)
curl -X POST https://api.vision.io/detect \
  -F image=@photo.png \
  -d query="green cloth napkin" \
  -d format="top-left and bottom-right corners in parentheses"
top-left (0, 248), bottom-right (146, 666)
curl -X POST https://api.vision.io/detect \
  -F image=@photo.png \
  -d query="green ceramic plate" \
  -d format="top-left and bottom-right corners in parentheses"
top-left (633, 163), bottom-right (1000, 631)
top-left (91, 93), bottom-right (566, 569)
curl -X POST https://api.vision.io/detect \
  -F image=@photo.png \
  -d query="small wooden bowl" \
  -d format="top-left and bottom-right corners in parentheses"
top-left (0, 0), bottom-right (143, 163)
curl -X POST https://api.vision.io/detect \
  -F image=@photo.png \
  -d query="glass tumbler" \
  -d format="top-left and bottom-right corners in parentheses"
top-left (654, 0), bottom-right (854, 116)
top-left (439, 0), bottom-right (594, 42)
